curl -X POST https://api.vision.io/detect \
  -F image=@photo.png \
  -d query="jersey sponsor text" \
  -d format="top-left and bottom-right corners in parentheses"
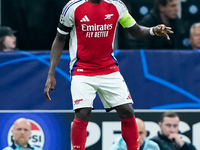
top-left (83, 24), bottom-right (112, 38)
top-left (81, 23), bottom-right (112, 31)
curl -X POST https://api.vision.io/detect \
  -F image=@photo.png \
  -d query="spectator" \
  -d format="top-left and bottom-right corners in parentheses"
top-left (110, 118), bottom-right (160, 150)
top-left (0, 26), bottom-right (17, 51)
top-left (190, 22), bottom-right (200, 50)
top-left (2, 118), bottom-right (43, 150)
top-left (151, 111), bottom-right (196, 150)
top-left (135, 0), bottom-right (185, 49)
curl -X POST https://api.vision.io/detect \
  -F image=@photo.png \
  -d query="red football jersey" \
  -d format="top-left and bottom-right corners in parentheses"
top-left (58, 0), bottom-right (135, 76)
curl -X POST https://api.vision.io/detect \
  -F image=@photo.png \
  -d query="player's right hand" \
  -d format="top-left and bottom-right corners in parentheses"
top-left (44, 74), bottom-right (56, 100)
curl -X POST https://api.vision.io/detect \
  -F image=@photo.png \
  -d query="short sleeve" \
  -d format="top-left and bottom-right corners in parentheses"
top-left (59, 0), bottom-right (75, 28)
top-left (57, 0), bottom-right (75, 34)
top-left (112, 0), bottom-right (136, 28)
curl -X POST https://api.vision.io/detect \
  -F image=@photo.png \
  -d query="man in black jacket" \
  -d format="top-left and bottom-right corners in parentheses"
top-left (151, 111), bottom-right (196, 150)
top-left (135, 0), bottom-right (186, 49)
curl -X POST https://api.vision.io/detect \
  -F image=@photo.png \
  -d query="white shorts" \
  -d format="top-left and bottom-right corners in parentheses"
top-left (70, 72), bottom-right (133, 111)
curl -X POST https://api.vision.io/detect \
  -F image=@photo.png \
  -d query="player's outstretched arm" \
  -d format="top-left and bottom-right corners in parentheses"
top-left (44, 32), bottom-right (68, 100)
top-left (126, 23), bottom-right (173, 40)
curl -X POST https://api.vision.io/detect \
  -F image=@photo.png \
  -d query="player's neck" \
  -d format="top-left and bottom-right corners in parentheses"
top-left (88, 0), bottom-right (103, 4)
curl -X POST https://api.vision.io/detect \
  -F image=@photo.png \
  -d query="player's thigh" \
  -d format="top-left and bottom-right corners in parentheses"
top-left (98, 72), bottom-right (133, 107)
top-left (71, 75), bottom-right (96, 109)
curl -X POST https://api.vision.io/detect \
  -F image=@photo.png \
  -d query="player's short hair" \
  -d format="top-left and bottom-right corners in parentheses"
top-left (159, 111), bottom-right (179, 122)
top-left (190, 22), bottom-right (200, 37)
top-left (154, 0), bottom-right (174, 12)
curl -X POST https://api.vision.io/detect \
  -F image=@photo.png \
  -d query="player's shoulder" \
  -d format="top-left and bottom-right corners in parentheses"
top-left (104, 0), bottom-right (127, 10)
top-left (104, 0), bottom-right (125, 5)
top-left (64, 0), bottom-right (86, 8)
top-left (61, 0), bottom-right (86, 16)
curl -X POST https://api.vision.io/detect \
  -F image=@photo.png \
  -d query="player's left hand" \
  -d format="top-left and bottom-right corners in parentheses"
top-left (44, 74), bottom-right (56, 100)
top-left (153, 24), bottom-right (174, 40)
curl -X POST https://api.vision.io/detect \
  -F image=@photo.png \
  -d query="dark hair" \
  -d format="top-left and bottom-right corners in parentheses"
top-left (160, 111), bottom-right (179, 122)
top-left (154, 0), bottom-right (173, 12)
top-left (0, 36), bottom-right (6, 50)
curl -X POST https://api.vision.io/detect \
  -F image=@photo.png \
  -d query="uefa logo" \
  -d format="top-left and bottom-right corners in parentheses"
top-left (7, 119), bottom-right (45, 148)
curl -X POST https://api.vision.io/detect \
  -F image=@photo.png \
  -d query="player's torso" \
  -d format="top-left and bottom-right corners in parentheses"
top-left (71, 0), bottom-right (120, 75)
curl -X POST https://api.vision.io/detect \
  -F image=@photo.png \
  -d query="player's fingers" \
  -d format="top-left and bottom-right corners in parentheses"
top-left (165, 27), bottom-right (173, 33)
top-left (45, 92), bottom-right (51, 101)
top-left (161, 25), bottom-right (166, 30)
top-left (165, 34), bottom-right (170, 40)
top-left (168, 30), bottom-right (174, 34)
top-left (44, 85), bottom-right (51, 100)
top-left (166, 27), bottom-right (172, 30)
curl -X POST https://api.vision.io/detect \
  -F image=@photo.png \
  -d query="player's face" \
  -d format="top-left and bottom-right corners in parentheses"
top-left (159, 117), bottom-right (179, 138)
top-left (12, 120), bottom-right (31, 147)
top-left (190, 26), bottom-right (200, 49)
top-left (160, 0), bottom-right (178, 19)
top-left (3, 35), bottom-right (16, 51)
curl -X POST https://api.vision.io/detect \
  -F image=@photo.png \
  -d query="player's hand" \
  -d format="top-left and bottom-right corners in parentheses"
top-left (153, 24), bottom-right (174, 40)
top-left (44, 74), bottom-right (56, 100)
top-left (168, 133), bottom-right (184, 147)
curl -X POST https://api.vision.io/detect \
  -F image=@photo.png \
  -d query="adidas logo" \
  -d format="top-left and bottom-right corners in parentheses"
top-left (127, 94), bottom-right (132, 100)
top-left (80, 15), bottom-right (90, 22)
